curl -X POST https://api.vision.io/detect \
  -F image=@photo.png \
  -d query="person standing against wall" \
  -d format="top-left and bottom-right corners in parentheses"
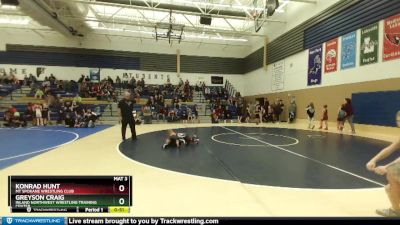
top-left (288, 97), bottom-right (297, 123)
top-left (319, 105), bottom-right (328, 130)
top-left (343, 98), bottom-right (356, 134)
top-left (264, 98), bottom-right (270, 111)
top-left (273, 99), bottom-right (283, 123)
top-left (306, 102), bottom-right (316, 129)
top-left (245, 104), bottom-right (251, 123)
top-left (236, 97), bottom-right (243, 123)
top-left (279, 99), bottom-right (285, 123)
top-left (255, 101), bottom-right (262, 124)
top-left (118, 91), bottom-right (137, 141)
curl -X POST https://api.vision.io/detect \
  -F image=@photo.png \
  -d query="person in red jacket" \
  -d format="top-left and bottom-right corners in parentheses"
top-left (8, 105), bottom-right (17, 115)
top-left (319, 105), bottom-right (328, 130)
top-left (343, 98), bottom-right (356, 134)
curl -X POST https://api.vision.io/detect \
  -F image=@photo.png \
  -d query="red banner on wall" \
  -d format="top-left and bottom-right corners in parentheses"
top-left (324, 38), bottom-right (338, 73)
top-left (383, 13), bottom-right (400, 62)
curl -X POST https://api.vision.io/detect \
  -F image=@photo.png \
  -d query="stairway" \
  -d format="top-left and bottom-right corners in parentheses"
top-left (192, 91), bottom-right (211, 123)
top-left (98, 88), bottom-right (127, 125)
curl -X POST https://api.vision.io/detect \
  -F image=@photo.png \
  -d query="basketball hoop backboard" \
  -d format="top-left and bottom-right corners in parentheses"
top-left (153, 10), bottom-right (185, 44)
top-left (252, 0), bottom-right (267, 32)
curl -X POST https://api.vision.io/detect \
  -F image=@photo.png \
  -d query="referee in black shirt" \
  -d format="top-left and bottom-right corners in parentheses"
top-left (118, 91), bottom-right (137, 141)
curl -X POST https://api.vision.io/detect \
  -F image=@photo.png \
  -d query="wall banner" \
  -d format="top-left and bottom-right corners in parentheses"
top-left (307, 45), bottom-right (323, 86)
top-left (324, 38), bottom-right (338, 73)
top-left (341, 31), bottom-right (357, 70)
top-left (383, 13), bottom-right (400, 62)
top-left (360, 22), bottom-right (379, 66)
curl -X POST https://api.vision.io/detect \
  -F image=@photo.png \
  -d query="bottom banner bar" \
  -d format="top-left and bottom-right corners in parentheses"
top-left (1, 217), bottom-right (400, 225)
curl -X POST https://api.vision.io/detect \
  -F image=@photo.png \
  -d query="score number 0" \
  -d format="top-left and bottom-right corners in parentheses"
top-left (118, 184), bottom-right (126, 205)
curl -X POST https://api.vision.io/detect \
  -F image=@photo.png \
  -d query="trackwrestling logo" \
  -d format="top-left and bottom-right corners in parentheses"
top-left (1, 217), bottom-right (65, 225)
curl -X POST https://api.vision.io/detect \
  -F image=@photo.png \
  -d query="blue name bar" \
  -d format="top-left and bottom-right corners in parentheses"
top-left (1, 217), bottom-right (65, 225)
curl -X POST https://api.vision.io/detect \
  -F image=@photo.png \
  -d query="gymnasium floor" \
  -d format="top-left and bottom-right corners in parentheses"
top-left (0, 125), bottom-right (111, 169)
top-left (0, 122), bottom-right (399, 216)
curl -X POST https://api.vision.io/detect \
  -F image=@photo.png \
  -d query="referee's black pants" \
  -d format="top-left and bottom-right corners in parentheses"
top-left (121, 119), bottom-right (136, 140)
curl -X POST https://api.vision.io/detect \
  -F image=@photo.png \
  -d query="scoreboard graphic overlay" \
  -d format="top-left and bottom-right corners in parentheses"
top-left (8, 176), bottom-right (132, 213)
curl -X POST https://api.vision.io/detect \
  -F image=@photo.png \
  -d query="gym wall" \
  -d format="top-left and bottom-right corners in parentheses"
top-left (244, 77), bottom-right (400, 124)
top-left (243, 10), bottom-right (400, 127)
top-left (0, 64), bottom-right (245, 93)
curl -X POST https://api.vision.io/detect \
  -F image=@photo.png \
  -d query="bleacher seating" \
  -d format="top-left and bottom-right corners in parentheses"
top-left (0, 84), bottom-right (20, 97)
top-left (1, 103), bottom-right (108, 122)
top-left (1, 77), bottom-right (239, 124)
top-left (17, 97), bottom-right (109, 105)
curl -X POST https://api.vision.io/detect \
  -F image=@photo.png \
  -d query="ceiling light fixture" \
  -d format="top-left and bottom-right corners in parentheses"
top-left (275, 0), bottom-right (290, 13)
top-left (0, 4), bottom-right (17, 10)
top-left (0, 17), bottom-right (29, 25)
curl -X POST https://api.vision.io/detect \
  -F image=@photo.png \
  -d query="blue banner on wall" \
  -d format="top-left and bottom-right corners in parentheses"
top-left (307, 45), bottom-right (323, 86)
top-left (341, 31), bottom-right (357, 70)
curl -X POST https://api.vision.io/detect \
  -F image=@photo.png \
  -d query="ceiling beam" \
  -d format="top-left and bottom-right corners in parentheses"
top-left (107, 6), bottom-right (124, 19)
top-left (67, 15), bottom-right (267, 37)
top-left (223, 18), bottom-right (237, 32)
top-left (182, 14), bottom-right (196, 28)
top-left (0, 26), bottom-right (252, 46)
top-left (51, 0), bottom-right (286, 23)
top-left (32, 29), bottom-right (45, 38)
top-left (97, 0), bottom-right (247, 18)
top-left (86, 31), bottom-right (252, 46)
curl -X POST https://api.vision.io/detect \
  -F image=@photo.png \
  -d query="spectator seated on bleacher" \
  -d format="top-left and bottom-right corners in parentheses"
top-left (80, 81), bottom-right (90, 98)
top-left (64, 112), bottom-right (75, 128)
top-left (49, 74), bottom-right (56, 85)
top-left (179, 105), bottom-right (188, 123)
top-left (71, 107), bottom-right (97, 128)
top-left (42, 77), bottom-right (51, 87)
top-left (142, 105), bottom-right (152, 124)
top-left (35, 88), bottom-right (44, 99)
top-left (223, 105), bottom-right (233, 123)
top-left (211, 109), bottom-right (219, 124)
top-left (167, 107), bottom-right (178, 122)
top-left (187, 107), bottom-right (193, 123)
top-left (0, 72), bottom-right (19, 85)
top-left (215, 105), bottom-right (224, 122)
top-left (73, 94), bottom-right (82, 103)
top-left (156, 104), bottom-right (168, 121)
top-left (74, 114), bottom-right (87, 128)
top-left (192, 104), bottom-right (200, 123)
top-left (23, 74), bottom-right (37, 86)
top-left (24, 103), bottom-right (35, 122)
top-left (3, 106), bottom-right (27, 128)
top-left (204, 87), bottom-right (211, 99)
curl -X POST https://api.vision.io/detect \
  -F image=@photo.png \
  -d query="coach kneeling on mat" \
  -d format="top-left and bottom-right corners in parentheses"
top-left (366, 111), bottom-right (400, 217)
top-left (118, 91), bottom-right (137, 141)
